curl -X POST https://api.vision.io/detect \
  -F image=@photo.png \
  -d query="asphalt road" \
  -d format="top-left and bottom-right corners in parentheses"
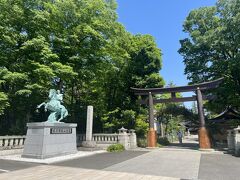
top-left (53, 150), bottom-right (148, 170)
top-left (0, 159), bottom-right (39, 173)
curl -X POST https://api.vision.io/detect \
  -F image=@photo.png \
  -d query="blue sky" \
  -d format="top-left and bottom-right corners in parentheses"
top-left (116, 0), bottom-right (217, 108)
top-left (116, 0), bottom-right (217, 86)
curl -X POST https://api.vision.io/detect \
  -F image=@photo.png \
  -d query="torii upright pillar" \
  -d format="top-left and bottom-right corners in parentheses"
top-left (147, 92), bottom-right (157, 147)
top-left (196, 87), bottom-right (211, 149)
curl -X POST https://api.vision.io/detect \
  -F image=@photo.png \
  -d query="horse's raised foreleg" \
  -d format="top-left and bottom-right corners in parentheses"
top-left (37, 102), bottom-right (45, 109)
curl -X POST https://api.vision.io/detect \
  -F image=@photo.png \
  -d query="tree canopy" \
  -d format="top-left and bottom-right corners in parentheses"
top-left (179, 0), bottom-right (240, 112)
top-left (0, 0), bottom-right (164, 135)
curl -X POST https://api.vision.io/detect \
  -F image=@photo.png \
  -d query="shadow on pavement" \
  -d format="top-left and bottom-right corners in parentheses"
top-left (52, 150), bottom-right (149, 170)
top-left (168, 142), bottom-right (199, 150)
top-left (166, 136), bottom-right (200, 150)
top-left (0, 159), bottom-right (39, 173)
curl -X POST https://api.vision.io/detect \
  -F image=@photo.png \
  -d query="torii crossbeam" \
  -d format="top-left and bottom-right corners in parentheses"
top-left (131, 78), bottom-right (223, 149)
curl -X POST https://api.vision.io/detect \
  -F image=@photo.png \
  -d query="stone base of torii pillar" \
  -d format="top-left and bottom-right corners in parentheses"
top-left (198, 127), bottom-right (212, 151)
top-left (147, 128), bottom-right (157, 148)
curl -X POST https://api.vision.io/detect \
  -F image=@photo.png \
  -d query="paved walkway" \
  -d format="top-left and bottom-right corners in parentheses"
top-left (105, 149), bottom-right (200, 179)
top-left (167, 134), bottom-right (199, 150)
top-left (0, 165), bottom-right (179, 180)
top-left (199, 153), bottom-right (240, 180)
top-left (0, 136), bottom-right (239, 180)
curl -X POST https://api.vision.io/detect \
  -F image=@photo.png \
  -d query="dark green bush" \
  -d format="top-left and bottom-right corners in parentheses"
top-left (157, 137), bottom-right (170, 146)
top-left (107, 144), bottom-right (125, 152)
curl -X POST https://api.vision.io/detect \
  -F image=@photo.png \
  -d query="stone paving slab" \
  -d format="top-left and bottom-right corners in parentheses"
top-left (104, 149), bottom-right (201, 180)
top-left (198, 154), bottom-right (240, 180)
top-left (0, 165), bottom-right (180, 180)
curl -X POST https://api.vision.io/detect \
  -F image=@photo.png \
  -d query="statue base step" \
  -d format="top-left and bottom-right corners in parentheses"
top-left (82, 141), bottom-right (97, 148)
top-left (199, 148), bottom-right (214, 152)
top-left (22, 122), bottom-right (77, 159)
top-left (78, 146), bottom-right (102, 151)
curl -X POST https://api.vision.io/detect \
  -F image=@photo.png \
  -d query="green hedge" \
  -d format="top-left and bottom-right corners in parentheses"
top-left (137, 138), bottom-right (147, 148)
top-left (107, 144), bottom-right (125, 152)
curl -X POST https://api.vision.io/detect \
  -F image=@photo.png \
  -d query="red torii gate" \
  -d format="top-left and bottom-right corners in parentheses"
top-left (131, 78), bottom-right (223, 149)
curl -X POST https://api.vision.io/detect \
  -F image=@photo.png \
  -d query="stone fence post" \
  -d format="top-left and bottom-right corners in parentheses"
top-left (233, 126), bottom-right (240, 156)
top-left (227, 130), bottom-right (235, 153)
top-left (82, 106), bottom-right (96, 148)
top-left (129, 129), bottom-right (137, 149)
top-left (118, 127), bottom-right (130, 150)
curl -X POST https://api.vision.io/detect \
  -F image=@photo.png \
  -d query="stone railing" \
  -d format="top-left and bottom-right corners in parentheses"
top-left (1, 128), bottom-right (137, 151)
top-left (78, 128), bottom-right (137, 149)
top-left (0, 136), bottom-right (26, 150)
top-left (77, 133), bottom-right (119, 147)
top-left (93, 134), bottom-right (119, 143)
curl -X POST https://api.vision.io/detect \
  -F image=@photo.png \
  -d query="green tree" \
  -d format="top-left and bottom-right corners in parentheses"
top-left (0, 0), bottom-right (164, 135)
top-left (179, 0), bottom-right (240, 111)
top-left (0, 92), bottom-right (9, 115)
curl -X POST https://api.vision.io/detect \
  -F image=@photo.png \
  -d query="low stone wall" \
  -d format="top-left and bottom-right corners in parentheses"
top-left (0, 129), bottom-right (137, 151)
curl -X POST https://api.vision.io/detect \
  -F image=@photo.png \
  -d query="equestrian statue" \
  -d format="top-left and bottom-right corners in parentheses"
top-left (37, 89), bottom-right (68, 123)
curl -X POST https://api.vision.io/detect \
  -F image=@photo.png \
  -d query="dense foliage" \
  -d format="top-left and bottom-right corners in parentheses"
top-left (179, 0), bottom-right (240, 112)
top-left (0, 0), bottom-right (164, 135)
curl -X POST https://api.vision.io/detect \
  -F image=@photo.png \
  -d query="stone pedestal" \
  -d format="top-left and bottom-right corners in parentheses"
top-left (22, 122), bottom-right (77, 159)
top-left (147, 128), bottom-right (157, 148)
top-left (198, 127), bottom-right (211, 150)
top-left (129, 129), bottom-right (137, 149)
top-left (82, 141), bottom-right (96, 148)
